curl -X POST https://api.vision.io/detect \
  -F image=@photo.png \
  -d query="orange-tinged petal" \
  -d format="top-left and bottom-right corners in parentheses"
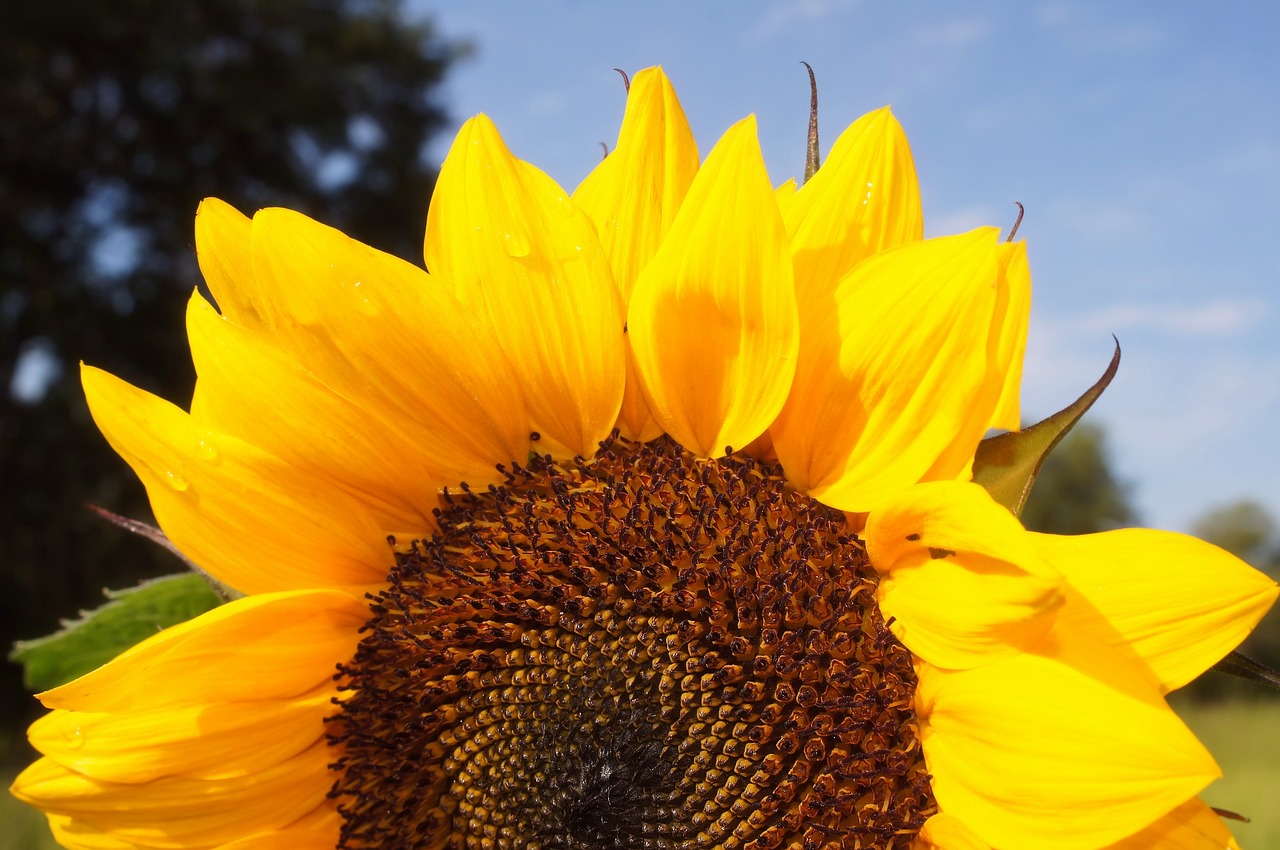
top-left (1032, 529), bottom-right (1279, 692)
top-left (29, 691), bottom-right (331, 783)
top-left (913, 813), bottom-right (990, 850)
top-left (195, 198), bottom-right (264, 333)
top-left (864, 481), bottom-right (1064, 669)
top-left (772, 229), bottom-right (1005, 511)
top-left (574, 66), bottom-right (699, 442)
top-left (988, 240), bottom-right (1031, 431)
top-left (235, 207), bottom-right (530, 485)
top-left (1103, 797), bottom-right (1234, 850)
top-left (213, 825), bottom-right (339, 850)
top-left (627, 116), bottom-right (799, 457)
top-left (83, 365), bottom-right (391, 594)
top-left (916, 628), bottom-right (1220, 850)
top-left (11, 742), bottom-right (332, 850)
top-left (46, 814), bottom-right (146, 850)
top-left (784, 106), bottom-right (922, 305)
top-left (38, 589), bottom-right (366, 712)
top-left (425, 114), bottom-right (625, 458)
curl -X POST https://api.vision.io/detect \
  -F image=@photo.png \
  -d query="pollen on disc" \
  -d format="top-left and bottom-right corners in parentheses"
top-left (328, 436), bottom-right (935, 850)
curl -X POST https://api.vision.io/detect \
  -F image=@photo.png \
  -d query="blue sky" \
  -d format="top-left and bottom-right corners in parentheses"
top-left (412, 0), bottom-right (1280, 533)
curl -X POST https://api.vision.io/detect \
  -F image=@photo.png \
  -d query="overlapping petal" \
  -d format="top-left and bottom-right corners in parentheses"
top-left (783, 105), bottom-right (922, 306)
top-left (425, 114), bottom-right (625, 458)
top-left (1033, 528), bottom-right (1279, 692)
top-left (83, 366), bottom-right (391, 594)
top-left (864, 481), bottom-right (1064, 669)
top-left (915, 629), bottom-right (1220, 850)
top-left (627, 116), bottom-right (798, 457)
top-left (13, 742), bottom-right (333, 849)
top-left (988, 241), bottom-right (1032, 431)
top-left (574, 66), bottom-right (699, 441)
top-left (772, 229), bottom-right (1009, 511)
top-left (38, 589), bottom-right (367, 712)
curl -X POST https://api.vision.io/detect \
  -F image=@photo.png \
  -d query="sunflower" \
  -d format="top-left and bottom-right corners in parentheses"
top-left (12, 66), bottom-right (1278, 850)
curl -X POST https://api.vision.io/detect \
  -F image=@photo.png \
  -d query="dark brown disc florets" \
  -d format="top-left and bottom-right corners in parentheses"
top-left (328, 437), bottom-right (935, 850)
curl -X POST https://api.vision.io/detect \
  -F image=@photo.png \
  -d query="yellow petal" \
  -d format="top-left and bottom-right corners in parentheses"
top-left (1032, 528), bottom-right (1279, 692)
top-left (988, 240), bottom-right (1031, 431)
top-left (83, 365), bottom-right (392, 594)
top-left (38, 589), bottom-right (366, 712)
top-left (627, 115), bottom-right (799, 457)
top-left (916, 628), bottom-right (1220, 849)
top-left (11, 742), bottom-right (332, 849)
top-left (29, 691), bottom-right (331, 783)
top-left (772, 229), bottom-right (1005, 511)
top-left (213, 825), bottom-right (340, 850)
top-left (239, 207), bottom-right (530, 481)
top-left (574, 66), bottom-right (699, 442)
top-left (195, 198), bottom-right (264, 333)
top-left (1103, 797), bottom-right (1234, 850)
top-left (914, 813), bottom-right (990, 850)
top-left (784, 106), bottom-right (923, 306)
top-left (864, 481), bottom-right (1064, 668)
top-left (425, 114), bottom-right (625, 458)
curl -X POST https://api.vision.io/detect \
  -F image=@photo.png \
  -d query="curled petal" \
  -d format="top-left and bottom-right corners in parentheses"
top-left (772, 229), bottom-right (1006, 511)
top-left (628, 116), bottom-right (798, 457)
top-left (864, 481), bottom-right (1064, 669)
top-left (1033, 529), bottom-right (1279, 692)
top-left (426, 115), bottom-right (625, 458)
top-left (195, 198), bottom-right (263, 333)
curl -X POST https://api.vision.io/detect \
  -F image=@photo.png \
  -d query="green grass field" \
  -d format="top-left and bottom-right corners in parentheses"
top-left (2, 697), bottom-right (1277, 850)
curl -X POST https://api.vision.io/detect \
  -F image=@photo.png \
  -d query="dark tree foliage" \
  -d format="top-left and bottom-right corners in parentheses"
top-left (0, 0), bottom-right (464, 741)
top-left (1020, 421), bottom-right (1137, 536)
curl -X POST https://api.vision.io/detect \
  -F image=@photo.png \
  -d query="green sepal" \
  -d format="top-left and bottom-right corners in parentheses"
top-left (9, 573), bottom-right (223, 691)
top-left (1210, 650), bottom-right (1280, 691)
top-left (972, 339), bottom-right (1121, 517)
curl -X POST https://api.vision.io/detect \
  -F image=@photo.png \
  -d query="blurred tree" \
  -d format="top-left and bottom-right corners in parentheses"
top-left (0, 0), bottom-right (465, 742)
top-left (1192, 500), bottom-right (1280, 572)
top-left (1021, 421), bottom-right (1138, 535)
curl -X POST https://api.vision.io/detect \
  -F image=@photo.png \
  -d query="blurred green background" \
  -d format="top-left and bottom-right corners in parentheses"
top-left (3, 2), bottom-right (1277, 849)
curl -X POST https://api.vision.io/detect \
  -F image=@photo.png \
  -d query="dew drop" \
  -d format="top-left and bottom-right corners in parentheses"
top-left (164, 470), bottom-right (190, 492)
top-left (503, 232), bottom-right (530, 257)
top-left (64, 726), bottom-right (86, 750)
top-left (195, 437), bottom-right (220, 464)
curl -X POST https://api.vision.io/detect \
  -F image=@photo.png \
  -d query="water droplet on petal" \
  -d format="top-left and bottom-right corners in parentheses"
top-left (504, 232), bottom-right (530, 257)
top-left (164, 470), bottom-right (190, 492)
top-left (195, 437), bottom-right (220, 463)
top-left (64, 726), bottom-right (86, 750)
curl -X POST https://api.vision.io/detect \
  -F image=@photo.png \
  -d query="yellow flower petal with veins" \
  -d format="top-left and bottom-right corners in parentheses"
top-left (426, 114), bottom-right (625, 458)
top-left (772, 228), bottom-right (1006, 510)
top-left (783, 105), bottom-right (922, 306)
top-left (574, 66), bottom-right (699, 441)
top-left (988, 240), bottom-right (1032, 431)
top-left (1033, 528), bottom-right (1279, 692)
top-left (628, 115), bottom-right (798, 457)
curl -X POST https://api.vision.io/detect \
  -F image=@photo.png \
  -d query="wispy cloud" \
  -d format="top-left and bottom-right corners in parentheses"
top-left (1048, 299), bottom-right (1268, 338)
top-left (744, 0), bottom-right (861, 45)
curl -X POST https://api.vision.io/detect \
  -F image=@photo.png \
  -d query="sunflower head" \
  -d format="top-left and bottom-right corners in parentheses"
top-left (10, 66), bottom-right (1277, 850)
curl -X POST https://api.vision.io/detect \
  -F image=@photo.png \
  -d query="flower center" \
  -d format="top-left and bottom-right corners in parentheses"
top-left (329, 437), bottom-right (936, 850)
